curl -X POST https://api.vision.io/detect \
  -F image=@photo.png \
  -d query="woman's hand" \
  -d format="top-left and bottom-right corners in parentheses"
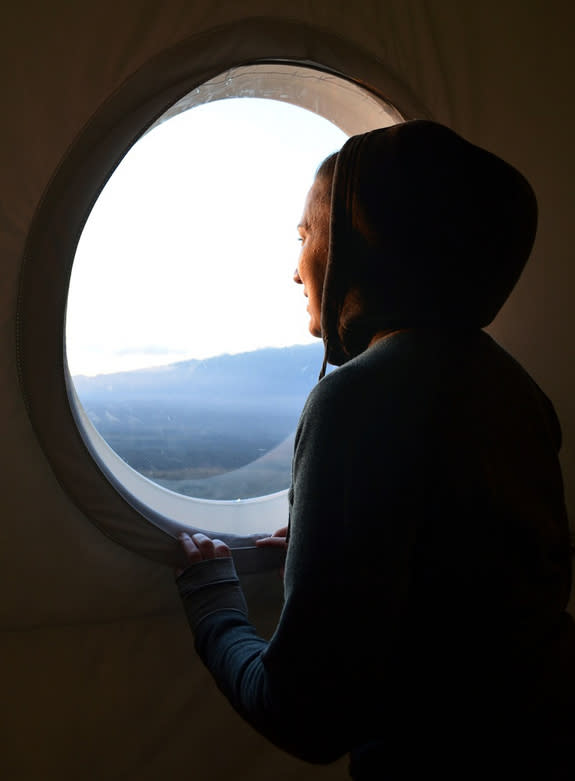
top-left (255, 526), bottom-right (288, 578)
top-left (175, 532), bottom-right (231, 577)
top-left (175, 532), bottom-right (248, 630)
top-left (255, 526), bottom-right (289, 550)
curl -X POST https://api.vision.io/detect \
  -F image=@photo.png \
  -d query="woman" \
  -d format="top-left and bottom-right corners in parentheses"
top-left (175, 121), bottom-right (575, 779)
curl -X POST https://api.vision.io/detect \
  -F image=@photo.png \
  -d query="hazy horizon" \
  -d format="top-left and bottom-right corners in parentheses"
top-left (69, 338), bottom-right (324, 379)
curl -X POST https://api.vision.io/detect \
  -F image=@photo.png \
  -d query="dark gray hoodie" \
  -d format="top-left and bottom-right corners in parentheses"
top-left (178, 121), bottom-right (574, 779)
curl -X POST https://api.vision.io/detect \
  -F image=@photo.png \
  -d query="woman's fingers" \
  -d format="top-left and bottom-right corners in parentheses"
top-left (177, 532), bottom-right (231, 567)
top-left (255, 525), bottom-right (289, 549)
top-left (211, 539), bottom-right (231, 558)
top-left (255, 536), bottom-right (288, 549)
top-left (191, 532), bottom-right (217, 559)
top-left (178, 532), bottom-right (203, 565)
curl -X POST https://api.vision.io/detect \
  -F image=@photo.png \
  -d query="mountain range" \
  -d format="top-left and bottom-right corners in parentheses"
top-left (73, 343), bottom-right (327, 500)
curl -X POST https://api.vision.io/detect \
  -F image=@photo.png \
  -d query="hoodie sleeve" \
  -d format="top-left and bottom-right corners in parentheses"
top-left (176, 377), bottom-right (356, 763)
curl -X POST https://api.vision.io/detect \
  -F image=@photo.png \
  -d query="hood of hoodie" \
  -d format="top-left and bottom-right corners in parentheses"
top-left (320, 120), bottom-right (538, 371)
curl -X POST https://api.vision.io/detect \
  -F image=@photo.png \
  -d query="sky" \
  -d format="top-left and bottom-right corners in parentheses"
top-left (65, 98), bottom-right (347, 376)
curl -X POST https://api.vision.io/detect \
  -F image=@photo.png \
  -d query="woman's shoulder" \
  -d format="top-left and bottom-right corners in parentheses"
top-left (306, 329), bottom-right (448, 404)
top-left (302, 327), bottom-right (561, 434)
top-left (298, 332), bottom-right (427, 438)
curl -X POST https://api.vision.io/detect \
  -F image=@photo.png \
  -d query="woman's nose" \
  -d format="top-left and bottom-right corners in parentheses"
top-left (293, 267), bottom-right (302, 284)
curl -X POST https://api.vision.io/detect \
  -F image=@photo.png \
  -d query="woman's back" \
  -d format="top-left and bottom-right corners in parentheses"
top-left (280, 327), bottom-right (574, 775)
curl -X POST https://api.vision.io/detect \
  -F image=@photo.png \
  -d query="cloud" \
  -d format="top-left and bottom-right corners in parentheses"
top-left (114, 345), bottom-right (188, 356)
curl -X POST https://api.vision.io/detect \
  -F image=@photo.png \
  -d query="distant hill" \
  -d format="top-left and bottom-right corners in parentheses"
top-left (74, 343), bottom-right (325, 403)
top-left (72, 343), bottom-right (327, 499)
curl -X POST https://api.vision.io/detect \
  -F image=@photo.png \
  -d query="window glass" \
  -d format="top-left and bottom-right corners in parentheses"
top-left (65, 65), bottom-right (400, 527)
top-left (67, 98), bottom-right (345, 500)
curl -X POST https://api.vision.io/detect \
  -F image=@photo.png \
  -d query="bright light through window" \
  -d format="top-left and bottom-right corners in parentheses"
top-left (66, 97), bottom-right (347, 500)
top-left (67, 99), bottom-right (349, 376)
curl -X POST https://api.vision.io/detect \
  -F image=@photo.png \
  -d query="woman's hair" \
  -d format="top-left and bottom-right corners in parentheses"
top-left (316, 151), bottom-right (338, 182)
top-left (315, 152), bottom-right (338, 208)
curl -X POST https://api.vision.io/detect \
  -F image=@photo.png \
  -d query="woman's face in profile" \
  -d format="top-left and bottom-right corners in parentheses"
top-left (294, 176), bottom-right (330, 337)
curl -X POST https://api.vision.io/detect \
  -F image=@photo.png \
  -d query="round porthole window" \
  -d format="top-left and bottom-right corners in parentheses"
top-left (65, 65), bottom-right (402, 536)
top-left (66, 95), bottom-right (346, 506)
top-left (17, 23), bottom-right (417, 567)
